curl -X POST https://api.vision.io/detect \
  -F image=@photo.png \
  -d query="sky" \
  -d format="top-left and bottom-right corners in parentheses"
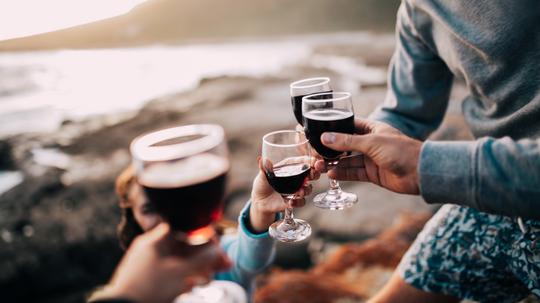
top-left (0, 0), bottom-right (147, 41)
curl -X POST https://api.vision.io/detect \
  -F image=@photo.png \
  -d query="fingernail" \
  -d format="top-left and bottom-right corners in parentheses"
top-left (322, 133), bottom-right (336, 144)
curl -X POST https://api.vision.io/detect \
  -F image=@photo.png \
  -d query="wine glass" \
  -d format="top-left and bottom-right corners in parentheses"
top-left (290, 77), bottom-right (332, 125)
top-left (262, 130), bottom-right (312, 242)
top-left (130, 124), bottom-right (229, 245)
top-left (302, 92), bottom-right (358, 210)
top-left (175, 281), bottom-right (247, 303)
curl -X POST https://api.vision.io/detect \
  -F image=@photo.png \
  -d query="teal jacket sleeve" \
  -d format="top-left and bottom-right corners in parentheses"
top-left (215, 201), bottom-right (276, 292)
top-left (369, 2), bottom-right (454, 140)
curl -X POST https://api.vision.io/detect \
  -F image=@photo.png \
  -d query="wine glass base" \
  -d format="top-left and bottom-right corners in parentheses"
top-left (313, 191), bottom-right (358, 210)
top-left (269, 219), bottom-right (311, 243)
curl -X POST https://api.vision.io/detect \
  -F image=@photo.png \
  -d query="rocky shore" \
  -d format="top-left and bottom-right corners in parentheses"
top-left (0, 35), bottom-right (477, 302)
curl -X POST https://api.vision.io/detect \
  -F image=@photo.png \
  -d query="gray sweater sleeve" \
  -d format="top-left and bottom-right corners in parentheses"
top-left (369, 3), bottom-right (540, 219)
top-left (420, 138), bottom-right (540, 220)
top-left (369, 2), bottom-right (454, 140)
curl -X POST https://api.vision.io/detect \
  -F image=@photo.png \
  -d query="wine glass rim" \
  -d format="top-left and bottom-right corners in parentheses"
top-left (290, 77), bottom-right (330, 89)
top-left (302, 91), bottom-right (351, 103)
top-left (262, 130), bottom-right (308, 147)
top-left (130, 124), bottom-right (224, 162)
top-left (290, 77), bottom-right (331, 97)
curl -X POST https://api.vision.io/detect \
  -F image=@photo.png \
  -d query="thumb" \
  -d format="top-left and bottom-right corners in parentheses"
top-left (321, 132), bottom-right (371, 154)
top-left (147, 222), bottom-right (172, 242)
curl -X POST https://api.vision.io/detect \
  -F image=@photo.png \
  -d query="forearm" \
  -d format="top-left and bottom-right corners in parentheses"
top-left (419, 137), bottom-right (540, 219)
top-left (216, 201), bottom-right (276, 290)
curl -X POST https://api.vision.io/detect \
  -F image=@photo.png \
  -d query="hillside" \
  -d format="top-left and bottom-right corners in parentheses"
top-left (0, 0), bottom-right (399, 51)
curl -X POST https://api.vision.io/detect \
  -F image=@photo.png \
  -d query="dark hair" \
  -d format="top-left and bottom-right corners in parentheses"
top-left (115, 166), bottom-right (144, 250)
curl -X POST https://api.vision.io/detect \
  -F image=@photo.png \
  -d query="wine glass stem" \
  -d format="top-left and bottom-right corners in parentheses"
top-left (326, 159), bottom-right (342, 196)
top-left (283, 196), bottom-right (296, 226)
top-left (330, 178), bottom-right (341, 191)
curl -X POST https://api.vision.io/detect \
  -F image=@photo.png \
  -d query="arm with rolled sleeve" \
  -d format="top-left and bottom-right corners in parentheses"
top-left (215, 201), bottom-right (276, 293)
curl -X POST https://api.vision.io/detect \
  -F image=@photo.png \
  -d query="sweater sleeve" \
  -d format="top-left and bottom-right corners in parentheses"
top-left (420, 137), bottom-right (540, 219)
top-left (369, 2), bottom-right (454, 140)
top-left (214, 201), bottom-right (276, 292)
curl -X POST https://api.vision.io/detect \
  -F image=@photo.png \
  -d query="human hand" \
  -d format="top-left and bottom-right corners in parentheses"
top-left (250, 157), bottom-right (319, 233)
top-left (92, 223), bottom-right (231, 303)
top-left (314, 118), bottom-right (422, 195)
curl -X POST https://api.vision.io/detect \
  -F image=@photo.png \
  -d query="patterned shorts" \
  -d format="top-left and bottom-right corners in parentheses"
top-left (398, 204), bottom-right (540, 303)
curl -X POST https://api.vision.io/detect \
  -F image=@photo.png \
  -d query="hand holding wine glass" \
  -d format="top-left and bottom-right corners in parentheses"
top-left (302, 92), bottom-right (358, 210)
top-left (128, 124), bottom-right (238, 302)
top-left (90, 223), bottom-right (231, 303)
top-left (314, 118), bottom-right (422, 195)
top-left (262, 130), bottom-right (313, 242)
top-left (249, 156), bottom-right (318, 233)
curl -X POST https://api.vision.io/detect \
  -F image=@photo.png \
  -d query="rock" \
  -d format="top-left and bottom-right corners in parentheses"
top-left (0, 140), bottom-right (16, 170)
top-left (0, 168), bottom-right (123, 302)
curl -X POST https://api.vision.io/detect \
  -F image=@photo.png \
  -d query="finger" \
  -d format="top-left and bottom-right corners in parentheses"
top-left (354, 117), bottom-right (377, 134)
top-left (146, 223), bottom-right (178, 252)
top-left (321, 132), bottom-right (375, 154)
top-left (327, 166), bottom-right (369, 181)
top-left (335, 154), bottom-right (364, 169)
top-left (262, 158), bottom-right (274, 173)
top-left (213, 249), bottom-right (232, 272)
top-left (296, 187), bottom-right (305, 197)
top-left (364, 156), bottom-right (381, 186)
top-left (308, 144), bottom-right (322, 160)
top-left (151, 222), bottom-right (171, 241)
top-left (290, 198), bottom-right (306, 208)
top-left (187, 242), bottom-right (231, 272)
top-left (302, 183), bottom-right (313, 196)
top-left (309, 168), bottom-right (320, 180)
top-left (314, 159), bottom-right (327, 173)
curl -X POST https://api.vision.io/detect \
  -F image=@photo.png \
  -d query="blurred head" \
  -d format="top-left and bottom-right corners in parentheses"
top-left (115, 166), bottom-right (163, 249)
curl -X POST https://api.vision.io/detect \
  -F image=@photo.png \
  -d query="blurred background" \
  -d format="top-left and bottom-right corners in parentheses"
top-left (0, 0), bottom-right (474, 302)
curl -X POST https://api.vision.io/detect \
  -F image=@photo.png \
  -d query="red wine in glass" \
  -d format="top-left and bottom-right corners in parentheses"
top-left (140, 153), bottom-right (228, 233)
top-left (303, 109), bottom-right (354, 159)
top-left (131, 124), bottom-right (229, 245)
top-left (265, 162), bottom-right (310, 195)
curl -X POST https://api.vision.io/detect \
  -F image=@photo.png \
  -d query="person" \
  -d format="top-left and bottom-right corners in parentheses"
top-left (89, 222), bottom-right (231, 303)
top-left (112, 157), bottom-right (315, 294)
top-left (314, 1), bottom-right (540, 302)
